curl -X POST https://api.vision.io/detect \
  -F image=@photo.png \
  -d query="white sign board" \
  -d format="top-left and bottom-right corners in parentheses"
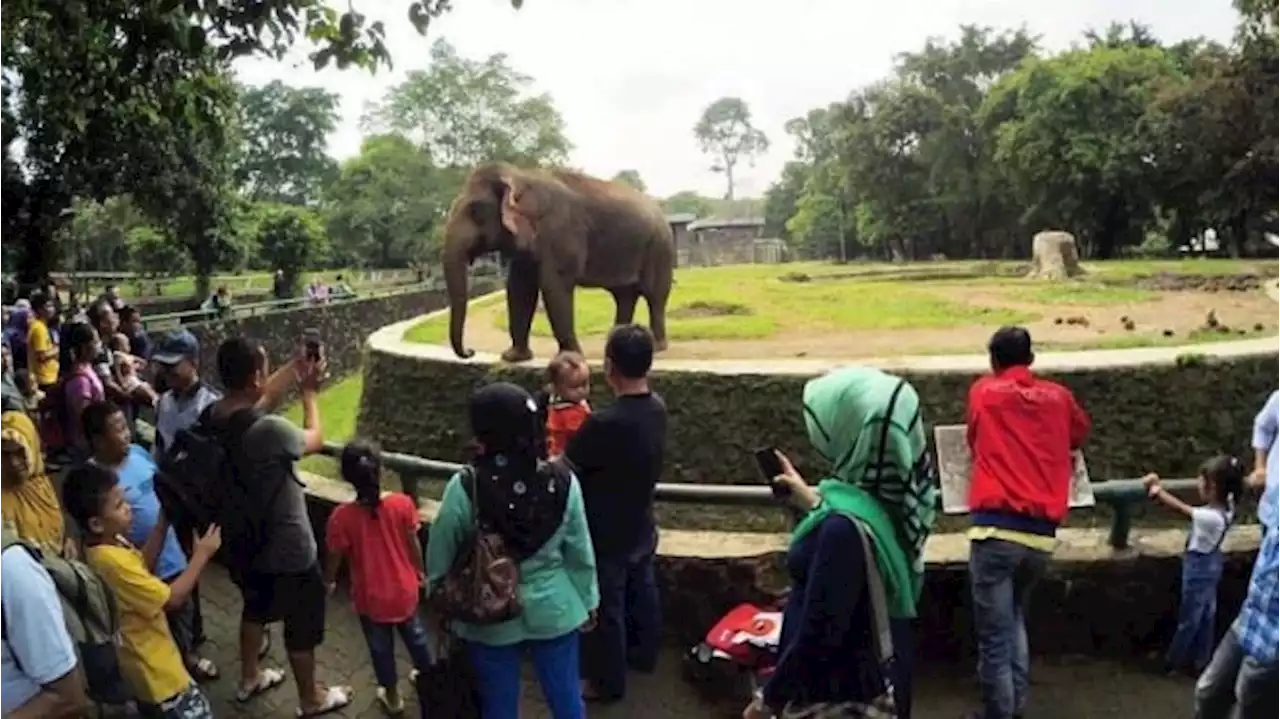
top-left (933, 424), bottom-right (1097, 515)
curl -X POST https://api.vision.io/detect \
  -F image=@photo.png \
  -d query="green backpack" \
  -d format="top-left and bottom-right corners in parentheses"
top-left (0, 528), bottom-right (130, 705)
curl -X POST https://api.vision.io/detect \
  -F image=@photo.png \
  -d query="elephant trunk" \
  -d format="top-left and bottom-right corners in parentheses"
top-left (443, 243), bottom-right (474, 359)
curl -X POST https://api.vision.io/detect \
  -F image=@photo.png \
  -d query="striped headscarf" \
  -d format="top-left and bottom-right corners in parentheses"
top-left (792, 367), bottom-right (939, 617)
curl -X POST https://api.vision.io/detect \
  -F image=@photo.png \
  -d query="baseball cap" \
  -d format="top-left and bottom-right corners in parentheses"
top-left (152, 329), bottom-right (200, 365)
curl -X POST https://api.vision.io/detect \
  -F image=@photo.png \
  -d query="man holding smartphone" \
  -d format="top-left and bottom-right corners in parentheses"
top-left (209, 336), bottom-right (354, 716)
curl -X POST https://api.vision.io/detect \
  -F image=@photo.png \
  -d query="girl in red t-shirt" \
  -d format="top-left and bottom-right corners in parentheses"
top-left (324, 440), bottom-right (429, 714)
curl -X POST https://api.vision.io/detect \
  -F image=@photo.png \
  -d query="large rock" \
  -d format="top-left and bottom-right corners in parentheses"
top-left (1026, 230), bottom-right (1084, 280)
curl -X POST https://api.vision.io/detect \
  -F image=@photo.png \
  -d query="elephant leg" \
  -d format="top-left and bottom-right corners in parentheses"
top-left (645, 289), bottom-right (670, 352)
top-left (642, 252), bottom-right (673, 353)
top-left (539, 267), bottom-right (581, 355)
top-left (501, 257), bottom-right (539, 363)
top-left (611, 287), bottom-right (640, 326)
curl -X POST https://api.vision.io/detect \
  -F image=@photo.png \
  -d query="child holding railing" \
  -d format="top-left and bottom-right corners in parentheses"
top-left (1143, 455), bottom-right (1244, 674)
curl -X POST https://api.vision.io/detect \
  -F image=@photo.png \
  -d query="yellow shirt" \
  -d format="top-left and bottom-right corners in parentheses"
top-left (85, 542), bottom-right (190, 703)
top-left (968, 526), bottom-right (1058, 554)
top-left (26, 318), bottom-right (58, 386)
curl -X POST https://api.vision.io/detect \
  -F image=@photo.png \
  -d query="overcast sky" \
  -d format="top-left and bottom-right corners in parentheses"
top-left (235, 0), bottom-right (1241, 198)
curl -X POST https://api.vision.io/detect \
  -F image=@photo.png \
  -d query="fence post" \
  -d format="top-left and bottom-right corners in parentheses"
top-left (1108, 500), bottom-right (1132, 550)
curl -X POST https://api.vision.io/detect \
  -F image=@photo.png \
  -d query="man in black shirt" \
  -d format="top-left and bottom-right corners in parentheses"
top-left (565, 323), bottom-right (666, 702)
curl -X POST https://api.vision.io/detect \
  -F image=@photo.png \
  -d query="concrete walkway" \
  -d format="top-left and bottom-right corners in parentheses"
top-left (196, 563), bottom-right (1200, 718)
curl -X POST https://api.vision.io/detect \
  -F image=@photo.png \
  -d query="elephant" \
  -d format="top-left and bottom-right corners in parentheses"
top-left (442, 163), bottom-right (675, 363)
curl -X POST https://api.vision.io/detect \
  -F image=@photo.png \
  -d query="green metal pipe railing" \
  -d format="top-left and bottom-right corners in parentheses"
top-left (316, 440), bottom-right (1189, 550)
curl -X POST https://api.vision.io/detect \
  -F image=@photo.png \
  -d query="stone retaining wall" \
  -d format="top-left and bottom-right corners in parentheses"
top-left (357, 310), bottom-right (1279, 483)
top-left (298, 471), bottom-right (1260, 661)
top-left (147, 282), bottom-right (497, 386)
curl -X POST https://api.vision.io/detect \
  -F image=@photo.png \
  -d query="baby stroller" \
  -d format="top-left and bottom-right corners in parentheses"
top-left (682, 600), bottom-right (784, 703)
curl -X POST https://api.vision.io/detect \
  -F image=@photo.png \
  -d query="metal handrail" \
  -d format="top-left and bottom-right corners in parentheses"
top-left (315, 440), bottom-right (1190, 550)
top-left (130, 423), bottom-right (1194, 552)
top-left (141, 280), bottom-right (443, 329)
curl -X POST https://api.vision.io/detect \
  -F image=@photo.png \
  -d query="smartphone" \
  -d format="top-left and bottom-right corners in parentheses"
top-left (753, 447), bottom-right (791, 498)
top-left (302, 328), bottom-right (323, 362)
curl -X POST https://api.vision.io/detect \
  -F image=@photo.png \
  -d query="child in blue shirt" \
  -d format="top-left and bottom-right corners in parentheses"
top-left (1143, 455), bottom-right (1244, 674)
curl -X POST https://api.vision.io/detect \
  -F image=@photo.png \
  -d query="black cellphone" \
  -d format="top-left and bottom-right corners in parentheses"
top-left (754, 447), bottom-right (792, 498)
top-left (302, 328), bottom-right (323, 362)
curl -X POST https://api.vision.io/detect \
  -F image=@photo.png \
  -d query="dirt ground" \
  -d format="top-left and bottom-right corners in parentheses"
top-left (455, 283), bottom-right (1278, 361)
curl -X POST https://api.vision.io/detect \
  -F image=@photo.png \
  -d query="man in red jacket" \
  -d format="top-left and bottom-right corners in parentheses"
top-left (965, 326), bottom-right (1090, 719)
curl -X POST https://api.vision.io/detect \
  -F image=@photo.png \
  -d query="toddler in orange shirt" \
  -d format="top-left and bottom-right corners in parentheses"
top-left (544, 351), bottom-right (591, 459)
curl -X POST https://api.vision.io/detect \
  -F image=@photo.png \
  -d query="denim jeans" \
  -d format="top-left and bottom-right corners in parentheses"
top-left (1193, 628), bottom-right (1279, 719)
top-left (1167, 550), bottom-right (1224, 672)
top-left (969, 538), bottom-right (1049, 719)
top-left (358, 613), bottom-right (432, 689)
top-left (581, 530), bottom-right (662, 699)
top-left (468, 632), bottom-right (584, 719)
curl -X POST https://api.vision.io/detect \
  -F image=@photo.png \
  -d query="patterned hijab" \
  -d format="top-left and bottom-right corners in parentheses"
top-left (1, 411), bottom-right (65, 555)
top-left (792, 367), bottom-right (938, 618)
top-left (468, 382), bottom-right (570, 561)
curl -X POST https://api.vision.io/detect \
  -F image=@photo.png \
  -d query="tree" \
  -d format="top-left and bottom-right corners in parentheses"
top-left (57, 196), bottom-right (153, 273)
top-left (362, 39), bottom-right (571, 168)
top-left (235, 80), bottom-right (340, 206)
top-left (324, 134), bottom-right (449, 268)
top-left (126, 225), bottom-right (190, 278)
top-left (611, 170), bottom-right (647, 193)
top-left (1, 0), bottom-right (526, 291)
top-left (693, 97), bottom-right (769, 200)
top-left (982, 45), bottom-right (1181, 258)
top-left (661, 191), bottom-right (717, 218)
top-left (256, 204), bottom-right (328, 292)
top-left (763, 162), bottom-right (808, 239)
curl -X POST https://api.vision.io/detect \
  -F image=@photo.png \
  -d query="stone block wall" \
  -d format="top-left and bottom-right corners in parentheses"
top-left (298, 475), bottom-right (1258, 664)
top-left (148, 282), bottom-right (497, 387)
top-left (358, 344), bottom-right (1280, 485)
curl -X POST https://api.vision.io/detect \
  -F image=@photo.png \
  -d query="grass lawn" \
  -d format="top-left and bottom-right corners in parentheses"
top-left (400, 258), bottom-right (1276, 359)
top-left (402, 293), bottom-right (504, 345)
top-left (407, 263), bottom-right (1037, 343)
top-left (1082, 258), bottom-right (1275, 278)
top-left (282, 374), bottom-right (364, 476)
top-left (1009, 283), bottom-right (1159, 306)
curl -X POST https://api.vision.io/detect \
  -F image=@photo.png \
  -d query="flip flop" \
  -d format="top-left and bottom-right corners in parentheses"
top-left (297, 685), bottom-right (354, 717)
top-left (188, 657), bottom-right (219, 681)
top-left (236, 668), bottom-right (286, 703)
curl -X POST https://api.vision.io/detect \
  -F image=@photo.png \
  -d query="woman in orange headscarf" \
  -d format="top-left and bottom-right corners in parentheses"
top-left (1, 410), bottom-right (67, 556)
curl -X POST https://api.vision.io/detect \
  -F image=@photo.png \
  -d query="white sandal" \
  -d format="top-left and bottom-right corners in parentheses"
top-left (235, 667), bottom-right (286, 702)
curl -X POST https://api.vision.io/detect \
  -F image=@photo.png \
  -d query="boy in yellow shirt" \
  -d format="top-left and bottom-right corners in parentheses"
top-left (26, 292), bottom-right (59, 391)
top-left (62, 463), bottom-right (221, 718)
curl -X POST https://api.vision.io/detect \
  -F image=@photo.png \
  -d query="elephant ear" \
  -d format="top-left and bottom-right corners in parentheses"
top-left (500, 174), bottom-right (539, 254)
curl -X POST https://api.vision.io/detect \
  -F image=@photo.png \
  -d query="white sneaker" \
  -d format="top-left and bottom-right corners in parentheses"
top-left (376, 686), bottom-right (404, 715)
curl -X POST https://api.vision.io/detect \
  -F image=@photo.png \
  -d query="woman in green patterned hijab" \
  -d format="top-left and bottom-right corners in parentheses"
top-left (746, 366), bottom-right (938, 719)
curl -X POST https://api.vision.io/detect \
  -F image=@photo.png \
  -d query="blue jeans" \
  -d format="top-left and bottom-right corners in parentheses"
top-left (358, 614), bottom-right (432, 689)
top-left (581, 531), bottom-right (662, 699)
top-left (467, 632), bottom-right (585, 719)
top-left (1194, 628), bottom-right (1279, 718)
top-left (1168, 550), bottom-right (1224, 671)
top-left (969, 538), bottom-right (1049, 719)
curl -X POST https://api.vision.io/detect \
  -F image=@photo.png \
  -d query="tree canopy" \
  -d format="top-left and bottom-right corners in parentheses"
top-left (766, 15), bottom-right (1277, 261)
top-left (235, 80), bottom-right (341, 206)
top-left (0, 0), bottom-right (522, 290)
top-left (361, 39), bottom-right (571, 168)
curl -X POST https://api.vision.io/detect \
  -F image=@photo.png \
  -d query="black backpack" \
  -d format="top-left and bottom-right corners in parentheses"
top-left (155, 406), bottom-right (286, 579)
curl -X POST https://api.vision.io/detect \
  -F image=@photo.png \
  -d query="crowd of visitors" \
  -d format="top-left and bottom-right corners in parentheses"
top-left (0, 300), bottom-right (1276, 719)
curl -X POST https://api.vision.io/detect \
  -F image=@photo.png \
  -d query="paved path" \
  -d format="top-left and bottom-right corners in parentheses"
top-left (196, 563), bottom-right (1200, 718)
